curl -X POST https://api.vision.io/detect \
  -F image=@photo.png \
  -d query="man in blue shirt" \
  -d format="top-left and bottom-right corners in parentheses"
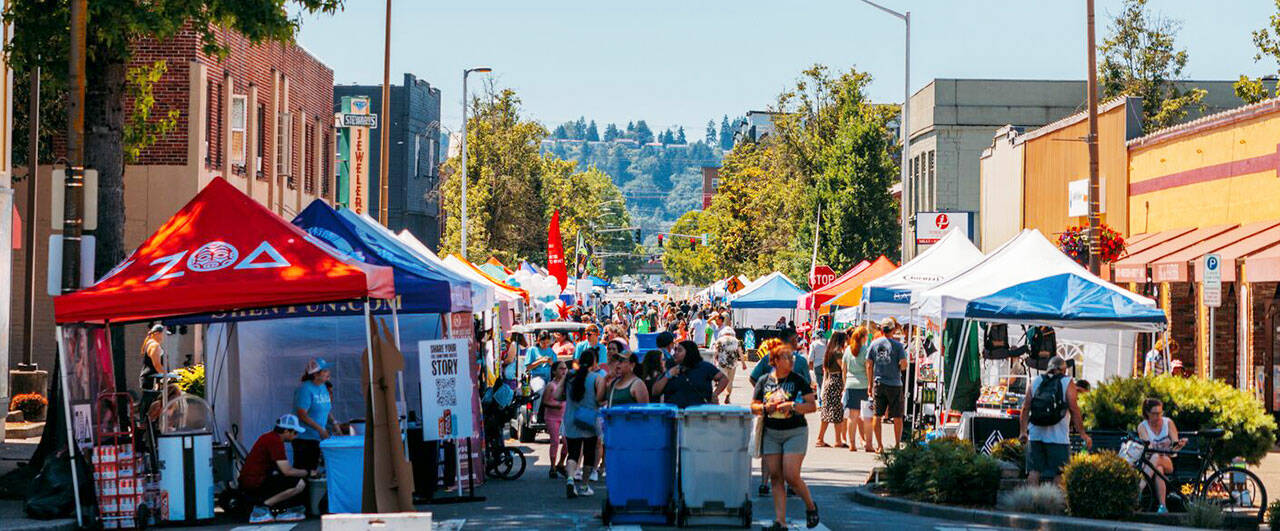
top-left (867, 318), bottom-right (909, 451)
top-left (574, 324), bottom-right (607, 368)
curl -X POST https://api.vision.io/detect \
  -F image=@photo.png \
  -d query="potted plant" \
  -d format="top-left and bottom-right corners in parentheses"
top-left (11, 392), bottom-right (48, 422)
top-left (1057, 224), bottom-right (1126, 266)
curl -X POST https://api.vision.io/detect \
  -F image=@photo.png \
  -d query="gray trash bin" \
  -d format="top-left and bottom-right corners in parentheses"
top-left (677, 405), bottom-right (753, 528)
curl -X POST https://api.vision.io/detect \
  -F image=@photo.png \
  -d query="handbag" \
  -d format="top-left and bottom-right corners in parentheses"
top-left (748, 415), bottom-right (764, 459)
top-left (571, 405), bottom-right (597, 431)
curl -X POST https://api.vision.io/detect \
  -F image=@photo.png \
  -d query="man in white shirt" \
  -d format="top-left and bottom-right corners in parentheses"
top-left (808, 330), bottom-right (828, 406)
top-left (689, 311), bottom-right (707, 347)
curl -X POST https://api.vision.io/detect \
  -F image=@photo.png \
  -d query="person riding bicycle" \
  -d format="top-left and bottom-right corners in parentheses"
top-left (1139, 397), bottom-right (1186, 514)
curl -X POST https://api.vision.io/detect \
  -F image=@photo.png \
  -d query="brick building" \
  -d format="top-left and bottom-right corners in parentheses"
top-left (9, 24), bottom-right (336, 376)
top-left (334, 74), bottom-right (444, 249)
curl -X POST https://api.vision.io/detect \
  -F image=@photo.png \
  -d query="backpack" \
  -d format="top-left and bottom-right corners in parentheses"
top-left (982, 323), bottom-right (1012, 360)
top-left (1028, 374), bottom-right (1067, 427)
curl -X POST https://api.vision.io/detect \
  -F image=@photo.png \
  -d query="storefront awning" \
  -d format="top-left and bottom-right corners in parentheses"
top-left (1149, 221), bottom-right (1280, 283)
top-left (1196, 223), bottom-right (1280, 282)
top-left (1111, 225), bottom-right (1237, 284)
top-left (1241, 237), bottom-right (1280, 283)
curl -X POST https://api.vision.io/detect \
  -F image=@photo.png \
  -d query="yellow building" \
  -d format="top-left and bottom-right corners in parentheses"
top-left (1124, 99), bottom-right (1280, 411)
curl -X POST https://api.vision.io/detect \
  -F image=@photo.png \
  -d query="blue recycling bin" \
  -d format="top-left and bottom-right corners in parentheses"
top-left (636, 333), bottom-right (660, 352)
top-left (601, 403), bottom-right (678, 525)
top-left (319, 435), bottom-right (364, 513)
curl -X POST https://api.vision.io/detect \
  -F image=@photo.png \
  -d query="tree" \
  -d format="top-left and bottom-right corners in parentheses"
top-left (634, 120), bottom-right (654, 144)
top-left (552, 124), bottom-right (569, 139)
top-left (676, 126), bottom-right (687, 144)
top-left (719, 115), bottom-right (734, 150)
top-left (586, 120), bottom-right (600, 141)
top-left (1098, 0), bottom-right (1205, 133)
top-left (604, 123), bottom-right (620, 141)
top-left (662, 210), bottom-right (717, 285)
top-left (1237, 0), bottom-right (1280, 103)
top-left (705, 120), bottom-right (717, 145)
top-left (5, 0), bottom-right (342, 285)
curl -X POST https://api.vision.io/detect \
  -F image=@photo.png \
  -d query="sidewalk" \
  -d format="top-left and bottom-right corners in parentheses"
top-left (0, 436), bottom-right (76, 531)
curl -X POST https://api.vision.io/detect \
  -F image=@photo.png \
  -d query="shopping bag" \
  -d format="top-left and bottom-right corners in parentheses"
top-left (860, 400), bottom-right (874, 420)
top-left (748, 415), bottom-right (764, 459)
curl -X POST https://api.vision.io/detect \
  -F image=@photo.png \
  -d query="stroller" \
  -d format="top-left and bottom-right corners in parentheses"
top-left (481, 378), bottom-right (538, 480)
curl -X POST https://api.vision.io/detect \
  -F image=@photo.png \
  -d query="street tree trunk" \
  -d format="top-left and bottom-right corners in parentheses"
top-left (85, 58), bottom-right (127, 392)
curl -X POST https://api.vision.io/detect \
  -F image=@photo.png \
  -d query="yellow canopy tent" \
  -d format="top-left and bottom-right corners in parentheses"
top-left (817, 256), bottom-right (898, 314)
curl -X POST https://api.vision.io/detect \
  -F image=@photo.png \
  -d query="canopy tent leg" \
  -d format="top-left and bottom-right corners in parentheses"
top-left (364, 300), bottom-right (378, 422)
top-left (390, 303), bottom-right (409, 461)
top-left (54, 326), bottom-right (84, 528)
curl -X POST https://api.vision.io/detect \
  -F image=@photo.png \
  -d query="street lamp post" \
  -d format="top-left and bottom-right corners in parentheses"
top-left (860, 0), bottom-right (910, 259)
top-left (460, 66), bottom-right (492, 260)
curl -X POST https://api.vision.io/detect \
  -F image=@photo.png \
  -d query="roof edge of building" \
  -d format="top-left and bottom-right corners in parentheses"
top-left (1017, 96), bottom-right (1132, 143)
top-left (1127, 96), bottom-right (1280, 151)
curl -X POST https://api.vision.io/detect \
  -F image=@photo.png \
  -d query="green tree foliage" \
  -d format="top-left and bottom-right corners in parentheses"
top-left (440, 87), bottom-right (635, 275)
top-left (706, 120), bottom-right (717, 145)
top-left (1237, 0), bottom-right (1280, 104)
top-left (1098, 0), bottom-right (1205, 133)
top-left (676, 126), bottom-right (686, 144)
top-left (661, 210), bottom-right (717, 285)
top-left (122, 61), bottom-right (180, 164)
top-left (719, 115), bottom-right (734, 150)
top-left (604, 123), bottom-right (620, 141)
top-left (585, 120), bottom-right (599, 141)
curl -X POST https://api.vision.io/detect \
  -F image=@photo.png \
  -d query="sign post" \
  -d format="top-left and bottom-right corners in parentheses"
top-left (1203, 253), bottom-right (1222, 380)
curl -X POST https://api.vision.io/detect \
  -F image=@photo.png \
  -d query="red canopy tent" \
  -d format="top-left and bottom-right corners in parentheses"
top-left (54, 177), bottom-right (394, 324)
top-left (798, 260), bottom-right (871, 311)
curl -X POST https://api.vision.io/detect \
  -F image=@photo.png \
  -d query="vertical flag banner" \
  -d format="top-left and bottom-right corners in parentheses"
top-left (547, 210), bottom-right (567, 291)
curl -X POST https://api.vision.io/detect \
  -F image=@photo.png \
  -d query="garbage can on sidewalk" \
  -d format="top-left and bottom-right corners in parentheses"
top-left (601, 403), bottom-right (678, 525)
top-left (677, 405), bottom-right (753, 528)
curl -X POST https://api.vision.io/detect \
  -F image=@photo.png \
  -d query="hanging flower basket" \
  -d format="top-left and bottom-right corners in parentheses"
top-left (1057, 224), bottom-right (1125, 265)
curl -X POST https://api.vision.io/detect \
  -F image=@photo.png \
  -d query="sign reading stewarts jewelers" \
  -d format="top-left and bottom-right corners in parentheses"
top-left (336, 96), bottom-right (372, 215)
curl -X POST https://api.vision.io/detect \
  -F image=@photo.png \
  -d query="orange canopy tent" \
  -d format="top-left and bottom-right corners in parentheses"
top-left (798, 260), bottom-right (871, 311)
top-left (485, 256), bottom-right (513, 275)
top-left (450, 254), bottom-right (529, 303)
top-left (817, 256), bottom-right (898, 314)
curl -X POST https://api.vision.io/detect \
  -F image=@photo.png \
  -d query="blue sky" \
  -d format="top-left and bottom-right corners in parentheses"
top-left (297, 0), bottom-right (1276, 137)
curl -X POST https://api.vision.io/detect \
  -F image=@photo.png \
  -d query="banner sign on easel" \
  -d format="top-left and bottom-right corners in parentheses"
top-left (417, 338), bottom-right (474, 442)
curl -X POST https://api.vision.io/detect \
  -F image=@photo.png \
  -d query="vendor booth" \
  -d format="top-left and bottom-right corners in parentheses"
top-left (912, 229), bottom-right (1166, 445)
top-left (798, 260), bottom-right (870, 312)
top-left (858, 228), bottom-right (984, 325)
top-left (52, 178), bottom-right (420, 527)
top-left (728, 272), bottom-right (806, 328)
top-left (815, 256), bottom-right (898, 316)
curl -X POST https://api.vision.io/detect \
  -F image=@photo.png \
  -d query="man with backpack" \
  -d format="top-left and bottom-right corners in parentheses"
top-left (1019, 355), bottom-right (1091, 484)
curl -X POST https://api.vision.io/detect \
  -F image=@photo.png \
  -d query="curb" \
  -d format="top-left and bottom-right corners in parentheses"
top-left (847, 485), bottom-right (1195, 531)
top-left (2, 518), bottom-right (76, 531)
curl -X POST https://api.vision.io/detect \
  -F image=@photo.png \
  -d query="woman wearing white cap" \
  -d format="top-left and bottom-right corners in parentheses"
top-left (293, 358), bottom-right (337, 470)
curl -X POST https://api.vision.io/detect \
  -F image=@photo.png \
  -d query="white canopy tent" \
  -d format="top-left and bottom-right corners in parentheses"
top-left (858, 229), bottom-right (984, 325)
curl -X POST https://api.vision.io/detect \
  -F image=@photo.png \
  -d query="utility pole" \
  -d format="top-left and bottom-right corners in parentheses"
top-left (21, 61), bottom-right (37, 365)
top-left (1085, 0), bottom-right (1102, 275)
top-left (63, 0), bottom-right (87, 294)
top-left (378, 0), bottom-right (391, 226)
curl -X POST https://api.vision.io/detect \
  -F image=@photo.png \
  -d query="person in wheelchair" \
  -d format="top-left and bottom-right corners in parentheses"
top-left (238, 414), bottom-right (317, 523)
top-left (1139, 398), bottom-right (1186, 514)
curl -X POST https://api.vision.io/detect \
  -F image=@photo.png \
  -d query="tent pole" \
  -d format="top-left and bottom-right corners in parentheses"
top-left (391, 302), bottom-right (409, 461)
top-left (55, 326), bottom-right (84, 527)
top-left (942, 319), bottom-right (970, 423)
top-left (363, 300), bottom-right (378, 422)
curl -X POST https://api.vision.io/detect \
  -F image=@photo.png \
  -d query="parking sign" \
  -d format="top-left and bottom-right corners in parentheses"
top-left (1203, 253), bottom-right (1221, 308)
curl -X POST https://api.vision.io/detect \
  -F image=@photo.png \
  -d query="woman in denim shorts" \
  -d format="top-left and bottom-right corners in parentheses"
top-left (752, 338), bottom-right (820, 530)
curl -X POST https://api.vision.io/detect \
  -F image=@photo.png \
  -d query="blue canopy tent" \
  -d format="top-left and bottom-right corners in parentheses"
top-left (965, 273), bottom-right (1168, 327)
top-left (728, 272), bottom-right (806, 328)
top-left (587, 275), bottom-right (611, 288)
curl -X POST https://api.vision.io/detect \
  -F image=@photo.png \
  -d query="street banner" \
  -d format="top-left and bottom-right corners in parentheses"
top-left (547, 210), bottom-right (567, 291)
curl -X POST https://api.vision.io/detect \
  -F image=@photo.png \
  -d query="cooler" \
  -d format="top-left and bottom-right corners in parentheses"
top-left (601, 403), bottom-right (678, 525)
top-left (154, 395), bottom-right (216, 523)
top-left (636, 333), bottom-right (660, 352)
top-left (320, 436), bottom-right (364, 513)
top-left (677, 405), bottom-right (753, 528)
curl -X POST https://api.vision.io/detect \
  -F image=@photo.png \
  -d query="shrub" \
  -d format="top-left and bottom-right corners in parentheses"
top-left (989, 438), bottom-right (1025, 475)
top-left (175, 364), bottom-right (205, 398)
top-left (10, 393), bottom-right (47, 420)
top-left (1061, 451), bottom-right (1140, 520)
top-left (878, 436), bottom-right (1001, 506)
top-left (1182, 499), bottom-right (1224, 529)
top-left (996, 483), bottom-right (1066, 515)
top-left (1267, 498), bottom-right (1280, 530)
top-left (1080, 374), bottom-right (1276, 465)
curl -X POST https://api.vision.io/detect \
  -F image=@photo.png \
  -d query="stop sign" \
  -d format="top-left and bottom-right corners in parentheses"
top-left (809, 265), bottom-right (837, 290)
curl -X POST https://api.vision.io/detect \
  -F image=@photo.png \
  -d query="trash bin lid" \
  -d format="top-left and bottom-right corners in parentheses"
top-left (602, 403), bottom-right (679, 418)
top-left (319, 435), bottom-right (365, 449)
top-left (681, 404), bottom-right (752, 418)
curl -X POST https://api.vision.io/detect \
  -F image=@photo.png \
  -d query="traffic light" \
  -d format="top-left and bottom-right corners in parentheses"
top-left (690, 237), bottom-right (697, 246)
top-left (634, 229), bottom-right (642, 245)
top-left (657, 234), bottom-right (664, 248)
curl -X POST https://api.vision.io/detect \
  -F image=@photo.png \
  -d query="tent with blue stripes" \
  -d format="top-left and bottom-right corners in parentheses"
top-left (914, 229), bottom-right (1165, 331)
top-left (729, 272), bottom-right (806, 309)
top-left (860, 229), bottom-right (983, 324)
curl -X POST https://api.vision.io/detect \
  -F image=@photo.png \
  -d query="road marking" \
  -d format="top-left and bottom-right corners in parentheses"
top-left (752, 519), bottom-right (831, 530)
top-left (434, 518), bottom-right (467, 530)
top-left (228, 525), bottom-right (297, 531)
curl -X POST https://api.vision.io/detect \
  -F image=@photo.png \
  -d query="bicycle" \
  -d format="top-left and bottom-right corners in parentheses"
top-left (481, 388), bottom-right (536, 480)
top-left (1120, 429), bottom-right (1267, 523)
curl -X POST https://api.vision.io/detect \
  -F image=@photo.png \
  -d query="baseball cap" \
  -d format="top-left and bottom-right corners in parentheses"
top-left (877, 317), bottom-right (899, 330)
top-left (276, 413), bottom-right (305, 433)
top-left (306, 358), bottom-right (331, 375)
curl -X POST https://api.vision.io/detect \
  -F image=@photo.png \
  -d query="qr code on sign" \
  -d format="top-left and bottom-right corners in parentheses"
top-left (435, 379), bottom-right (457, 407)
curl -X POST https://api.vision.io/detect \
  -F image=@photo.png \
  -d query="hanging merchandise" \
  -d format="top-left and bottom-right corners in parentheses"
top-left (1023, 326), bottom-right (1057, 371)
top-left (982, 323), bottom-right (1013, 360)
top-left (942, 319), bottom-right (981, 414)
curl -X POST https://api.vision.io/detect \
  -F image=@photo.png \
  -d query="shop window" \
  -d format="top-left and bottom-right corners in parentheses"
top-left (277, 111), bottom-right (294, 189)
top-left (256, 104), bottom-right (267, 181)
top-left (230, 95), bottom-right (247, 169)
top-left (305, 122), bottom-right (316, 194)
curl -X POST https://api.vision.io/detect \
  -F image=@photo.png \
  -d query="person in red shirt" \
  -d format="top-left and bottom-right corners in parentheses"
top-left (238, 414), bottom-right (315, 523)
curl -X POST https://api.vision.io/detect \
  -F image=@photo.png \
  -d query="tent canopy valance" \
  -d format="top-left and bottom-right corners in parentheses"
top-left (54, 178), bottom-right (394, 324)
top-left (447, 254), bottom-right (530, 303)
top-left (913, 229), bottom-right (1165, 331)
top-left (729, 272), bottom-right (806, 309)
